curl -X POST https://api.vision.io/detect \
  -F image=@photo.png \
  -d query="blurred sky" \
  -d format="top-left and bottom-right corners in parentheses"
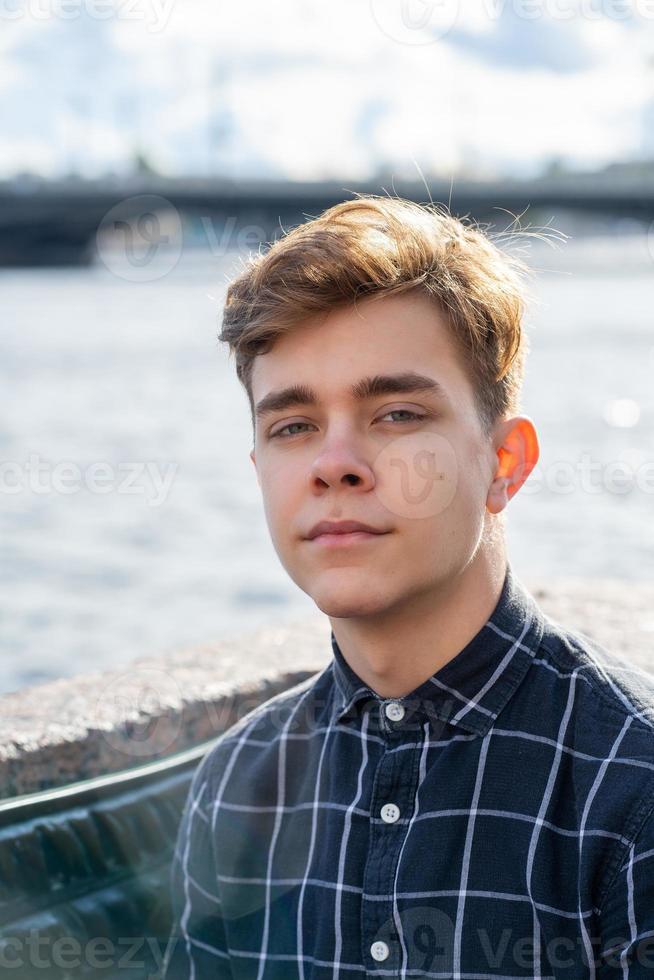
top-left (1, 0), bottom-right (654, 180)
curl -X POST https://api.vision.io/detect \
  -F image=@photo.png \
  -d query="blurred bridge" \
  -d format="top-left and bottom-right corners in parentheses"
top-left (1, 174), bottom-right (653, 267)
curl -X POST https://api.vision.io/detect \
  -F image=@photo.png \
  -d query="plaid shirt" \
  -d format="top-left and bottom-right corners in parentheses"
top-left (162, 563), bottom-right (654, 978)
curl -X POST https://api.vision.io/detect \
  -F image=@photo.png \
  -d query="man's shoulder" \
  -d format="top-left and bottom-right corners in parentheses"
top-left (531, 608), bottom-right (654, 887)
top-left (189, 665), bottom-right (333, 798)
top-left (535, 609), bottom-right (654, 739)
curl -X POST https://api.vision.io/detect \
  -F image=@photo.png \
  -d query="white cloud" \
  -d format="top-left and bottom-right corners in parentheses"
top-left (0, 0), bottom-right (651, 179)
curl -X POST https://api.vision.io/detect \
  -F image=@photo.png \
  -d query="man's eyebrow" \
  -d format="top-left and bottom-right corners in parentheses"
top-left (254, 372), bottom-right (450, 421)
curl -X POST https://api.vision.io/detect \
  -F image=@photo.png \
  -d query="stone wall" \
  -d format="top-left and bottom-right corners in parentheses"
top-left (1, 575), bottom-right (653, 799)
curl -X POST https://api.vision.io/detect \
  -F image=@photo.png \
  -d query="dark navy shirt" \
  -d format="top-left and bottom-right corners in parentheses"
top-left (162, 563), bottom-right (654, 978)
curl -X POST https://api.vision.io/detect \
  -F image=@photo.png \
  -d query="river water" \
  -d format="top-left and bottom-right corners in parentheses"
top-left (2, 227), bottom-right (653, 692)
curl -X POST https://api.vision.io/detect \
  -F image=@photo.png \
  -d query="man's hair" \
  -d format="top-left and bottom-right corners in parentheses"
top-left (218, 195), bottom-right (531, 439)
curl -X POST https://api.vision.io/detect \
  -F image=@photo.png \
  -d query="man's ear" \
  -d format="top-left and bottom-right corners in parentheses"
top-left (486, 416), bottom-right (539, 516)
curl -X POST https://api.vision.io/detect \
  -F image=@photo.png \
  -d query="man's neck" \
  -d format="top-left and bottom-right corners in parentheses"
top-left (328, 545), bottom-right (508, 700)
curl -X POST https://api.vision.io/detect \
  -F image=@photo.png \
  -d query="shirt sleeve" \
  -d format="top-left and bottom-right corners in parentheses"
top-left (596, 807), bottom-right (654, 977)
top-left (161, 754), bottom-right (234, 979)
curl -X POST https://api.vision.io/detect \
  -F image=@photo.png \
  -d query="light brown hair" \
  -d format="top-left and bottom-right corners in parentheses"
top-left (218, 195), bottom-right (531, 439)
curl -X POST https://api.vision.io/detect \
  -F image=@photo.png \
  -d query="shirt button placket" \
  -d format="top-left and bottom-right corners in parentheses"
top-left (361, 698), bottom-right (416, 974)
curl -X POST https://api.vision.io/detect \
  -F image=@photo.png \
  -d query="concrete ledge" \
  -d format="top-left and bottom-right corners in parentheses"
top-left (1, 576), bottom-right (653, 798)
top-left (0, 617), bottom-right (332, 799)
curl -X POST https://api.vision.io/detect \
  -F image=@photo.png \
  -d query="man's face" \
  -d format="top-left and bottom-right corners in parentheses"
top-left (249, 290), bottom-right (512, 619)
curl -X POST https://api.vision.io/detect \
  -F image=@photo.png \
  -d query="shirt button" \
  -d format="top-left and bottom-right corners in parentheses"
top-left (384, 700), bottom-right (405, 721)
top-left (380, 802), bottom-right (400, 823)
top-left (370, 940), bottom-right (390, 961)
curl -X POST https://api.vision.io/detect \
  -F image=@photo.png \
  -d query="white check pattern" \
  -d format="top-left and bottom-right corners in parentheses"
top-left (162, 563), bottom-right (654, 978)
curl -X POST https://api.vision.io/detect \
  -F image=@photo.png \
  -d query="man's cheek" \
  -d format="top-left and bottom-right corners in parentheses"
top-left (372, 432), bottom-right (459, 523)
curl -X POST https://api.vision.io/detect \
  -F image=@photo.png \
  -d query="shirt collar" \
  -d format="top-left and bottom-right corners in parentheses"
top-left (329, 562), bottom-right (545, 738)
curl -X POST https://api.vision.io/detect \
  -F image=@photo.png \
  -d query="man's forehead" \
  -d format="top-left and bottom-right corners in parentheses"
top-left (253, 291), bottom-right (454, 365)
top-left (249, 292), bottom-right (475, 413)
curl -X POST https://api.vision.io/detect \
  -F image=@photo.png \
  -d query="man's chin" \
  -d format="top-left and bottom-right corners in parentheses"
top-left (307, 585), bottom-right (395, 620)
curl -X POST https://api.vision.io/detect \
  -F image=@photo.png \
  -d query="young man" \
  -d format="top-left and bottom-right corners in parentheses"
top-left (162, 197), bottom-right (654, 978)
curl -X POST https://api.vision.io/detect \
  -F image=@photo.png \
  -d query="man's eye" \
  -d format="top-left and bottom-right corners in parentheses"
top-left (379, 410), bottom-right (428, 424)
top-left (269, 422), bottom-right (313, 439)
top-left (269, 411), bottom-right (429, 439)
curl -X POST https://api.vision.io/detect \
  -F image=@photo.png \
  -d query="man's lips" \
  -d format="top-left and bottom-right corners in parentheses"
top-left (306, 520), bottom-right (390, 539)
top-left (308, 529), bottom-right (389, 548)
top-left (304, 520), bottom-right (392, 549)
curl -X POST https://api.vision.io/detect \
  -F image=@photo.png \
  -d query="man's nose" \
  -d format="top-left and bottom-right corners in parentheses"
top-left (308, 436), bottom-right (376, 490)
